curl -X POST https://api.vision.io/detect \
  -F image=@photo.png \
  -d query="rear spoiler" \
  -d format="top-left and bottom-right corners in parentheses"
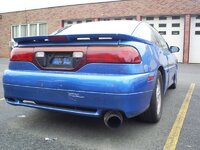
top-left (14, 34), bottom-right (152, 47)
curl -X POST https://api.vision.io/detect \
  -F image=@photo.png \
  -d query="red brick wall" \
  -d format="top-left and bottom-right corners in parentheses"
top-left (0, 0), bottom-right (200, 57)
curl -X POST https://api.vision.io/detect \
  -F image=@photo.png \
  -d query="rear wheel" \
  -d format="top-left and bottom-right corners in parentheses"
top-left (138, 71), bottom-right (163, 123)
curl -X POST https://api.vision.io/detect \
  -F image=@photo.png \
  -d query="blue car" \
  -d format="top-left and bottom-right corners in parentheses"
top-left (3, 21), bottom-right (179, 128)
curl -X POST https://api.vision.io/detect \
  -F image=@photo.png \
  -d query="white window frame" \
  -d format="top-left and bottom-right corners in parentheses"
top-left (11, 22), bottom-right (48, 39)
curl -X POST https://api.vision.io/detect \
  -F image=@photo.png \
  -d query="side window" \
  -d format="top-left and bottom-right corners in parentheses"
top-left (133, 23), bottom-right (153, 42)
top-left (159, 36), bottom-right (168, 50)
top-left (150, 29), bottom-right (160, 46)
top-left (150, 25), bottom-right (168, 50)
top-left (133, 22), bottom-right (169, 50)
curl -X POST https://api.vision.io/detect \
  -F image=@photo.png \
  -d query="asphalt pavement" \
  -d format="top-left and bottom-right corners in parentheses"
top-left (0, 58), bottom-right (199, 150)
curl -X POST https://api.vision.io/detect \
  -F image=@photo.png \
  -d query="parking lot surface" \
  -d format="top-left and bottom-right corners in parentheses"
top-left (0, 58), bottom-right (199, 150)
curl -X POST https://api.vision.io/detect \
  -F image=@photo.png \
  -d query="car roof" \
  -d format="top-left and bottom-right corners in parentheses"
top-left (56, 20), bottom-right (141, 35)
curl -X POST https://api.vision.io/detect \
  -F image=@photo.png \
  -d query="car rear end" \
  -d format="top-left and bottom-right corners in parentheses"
top-left (3, 21), bottom-right (156, 122)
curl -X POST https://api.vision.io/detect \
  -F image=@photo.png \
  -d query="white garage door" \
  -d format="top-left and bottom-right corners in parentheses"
top-left (143, 16), bottom-right (184, 62)
top-left (63, 16), bottom-right (136, 27)
top-left (99, 16), bottom-right (136, 21)
top-left (189, 15), bottom-right (200, 63)
top-left (63, 19), bottom-right (95, 27)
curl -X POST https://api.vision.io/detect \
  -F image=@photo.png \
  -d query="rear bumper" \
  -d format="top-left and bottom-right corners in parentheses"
top-left (3, 66), bottom-right (156, 118)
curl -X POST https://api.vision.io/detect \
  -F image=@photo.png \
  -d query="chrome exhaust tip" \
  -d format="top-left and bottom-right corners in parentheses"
top-left (104, 111), bottom-right (123, 129)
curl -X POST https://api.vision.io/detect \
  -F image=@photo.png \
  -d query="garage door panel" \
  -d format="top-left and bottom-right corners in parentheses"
top-left (143, 16), bottom-right (184, 63)
top-left (189, 15), bottom-right (200, 63)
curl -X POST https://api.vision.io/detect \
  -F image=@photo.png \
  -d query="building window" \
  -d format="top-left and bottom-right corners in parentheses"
top-left (63, 16), bottom-right (135, 27)
top-left (125, 17), bottom-right (134, 20)
top-left (114, 18), bottom-right (121, 20)
top-left (86, 19), bottom-right (92, 22)
top-left (195, 31), bottom-right (200, 35)
top-left (146, 17), bottom-right (154, 20)
top-left (12, 26), bottom-right (19, 38)
top-left (39, 23), bottom-right (48, 35)
top-left (196, 16), bottom-right (200, 19)
top-left (67, 21), bottom-right (73, 24)
top-left (159, 24), bottom-right (167, 27)
top-left (100, 18), bottom-right (110, 21)
top-left (99, 16), bottom-right (136, 21)
top-left (172, 23), bottom-right (180, 27)
top-left (21, 25), bottom-right (28, 37)
top-left (63, 19), bottom-right (95, 27)
top-left (159, 16), bottom-right (167, 20)
top-left (77, 20), bottom-right (82, 24)
top-left (11, 23), bottom-right (47, 39)
top-left (159, 31), bottom-right (166, 35)
top-left (30, 24), bottom-right (37, 36)
top-left (172, 31), bottom-right (180, 35)
top-left (172, 16), bottom-right (180, 20)
top-left (195, 23), bottom-right (200, 27)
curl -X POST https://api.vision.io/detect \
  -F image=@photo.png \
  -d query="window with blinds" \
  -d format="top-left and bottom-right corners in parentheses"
top-left (11, 23), bottom-right (47, 38)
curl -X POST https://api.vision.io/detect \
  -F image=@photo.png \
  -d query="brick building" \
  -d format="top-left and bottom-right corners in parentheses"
top-left (0, 0), bottom-right (200, 63)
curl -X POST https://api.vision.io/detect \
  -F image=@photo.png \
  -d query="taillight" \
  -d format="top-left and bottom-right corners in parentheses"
top-left (10, 48), bottom-right (34, 62)
top-left (86, 46), bottom-right (141, 64)
top-left (48, 35), bottom-right (68, 42)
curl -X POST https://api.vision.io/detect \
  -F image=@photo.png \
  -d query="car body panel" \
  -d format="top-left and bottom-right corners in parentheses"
top-left (3, 62), bottom-right (155, 118)
top-left (3, 21), bottom-right (178, 119)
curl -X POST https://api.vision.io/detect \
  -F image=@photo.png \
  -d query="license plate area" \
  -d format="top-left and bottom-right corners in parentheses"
top-left (47, 52), bottom-right (73, 68)
top-left (51, 57), bottom-right (71, 65)
top-left (35, 52), bottom-right (82, 70)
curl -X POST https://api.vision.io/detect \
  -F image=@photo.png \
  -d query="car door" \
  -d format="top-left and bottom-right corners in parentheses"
top-left (159, 38), bottom-right (177, 88)
top-left (150, 28), bottom-right (171, 92)
top-left (165, 47), bottom-right (178, 87)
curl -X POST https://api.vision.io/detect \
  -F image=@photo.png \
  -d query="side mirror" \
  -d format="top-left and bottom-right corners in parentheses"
top-left (169, 46), bottom-right (180, 53)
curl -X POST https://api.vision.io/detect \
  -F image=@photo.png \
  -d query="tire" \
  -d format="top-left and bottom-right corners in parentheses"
top-left (138, 71), bottom-right (163, 123)
top-left (169, 73), bottom-right (177, 89)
